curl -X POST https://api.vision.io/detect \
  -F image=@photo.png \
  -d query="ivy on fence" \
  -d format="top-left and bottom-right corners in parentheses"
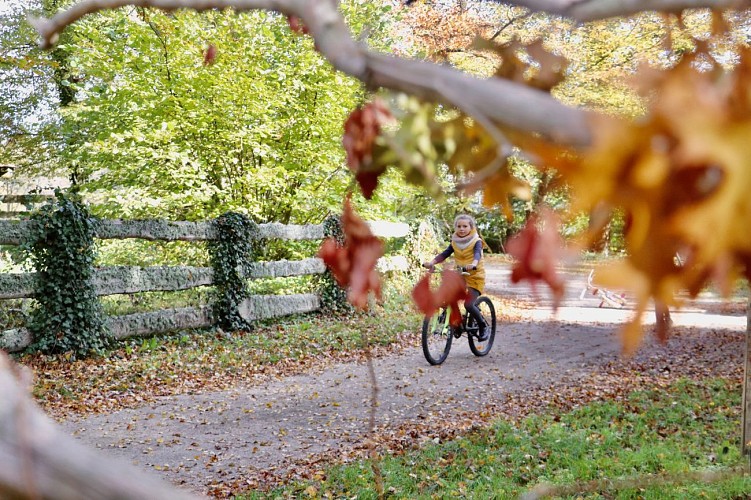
top-left (208, 212), bottom-right (259, 330)
top-left (317, 214), bottom-right (352, 315)
top-left (20, 191), bottom-right (110, 358)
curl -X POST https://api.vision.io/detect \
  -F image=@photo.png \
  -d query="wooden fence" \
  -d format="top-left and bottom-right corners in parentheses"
top-left (0, 218), bottom-right (410, 352)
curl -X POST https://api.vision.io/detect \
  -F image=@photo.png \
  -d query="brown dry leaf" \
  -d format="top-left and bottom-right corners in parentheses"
top-left (524, 40), bottom-right (568, 91)
top-left (482, 166), bottom-right (531, 221)
top-left (342, 99), bottom-right (394, 199)
top-left (441, 116), bottom-right (531, 214)
top-left (492, 40), bottom-right (528, 83)
top-left (318, 197), bottom-right (384, 309)
top-left (505, 208), bottom-right (565, 308)
top-left (483, 38), bottom-right (568, 91)
top-left (411, 270), bottom-right (469, 325)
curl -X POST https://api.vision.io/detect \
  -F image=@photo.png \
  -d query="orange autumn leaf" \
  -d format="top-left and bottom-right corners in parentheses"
top-left (553, 45), bottom-right (751, 352)
top-left (482, 166), bottom-right (532, 221)
top-left (506, 209), bottom-right (565, 308)
top-left (412, 270), bottom-right (469, 326)
top-left (318, 198), bottom-right (384, 309)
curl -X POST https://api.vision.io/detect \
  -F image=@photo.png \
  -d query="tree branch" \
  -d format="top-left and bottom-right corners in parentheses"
top-left (501, 0), bottom-right (751, 22)
top-left (0, 353), bottom-right (204, 499)
top-left (28, 0), bottom-right (591, 147)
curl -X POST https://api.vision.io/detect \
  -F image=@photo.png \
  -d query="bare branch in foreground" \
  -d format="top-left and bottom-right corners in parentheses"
top-left (0, 353), bottom-right (204, 500)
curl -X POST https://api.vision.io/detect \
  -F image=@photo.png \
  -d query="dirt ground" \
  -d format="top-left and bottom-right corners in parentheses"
top-left (61, 264), bottom-right (749, 496)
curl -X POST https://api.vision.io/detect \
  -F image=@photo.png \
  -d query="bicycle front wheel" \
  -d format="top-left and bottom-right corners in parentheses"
top-left (422, 307), bottom-right (452, 365)
top-left (468, 296), bottom-right (496, 356)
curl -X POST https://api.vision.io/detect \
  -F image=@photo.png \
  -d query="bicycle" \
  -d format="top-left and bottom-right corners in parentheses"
top-left (421, 266), bottom-right (497, 365)
top-left (579, 269), bottom-right (627, 308)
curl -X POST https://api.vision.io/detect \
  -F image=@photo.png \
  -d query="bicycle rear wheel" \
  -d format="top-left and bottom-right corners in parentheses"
top-left (422, 307), bottom-right (452, 365)
top-left (468, 296), bottom-right (496, 356)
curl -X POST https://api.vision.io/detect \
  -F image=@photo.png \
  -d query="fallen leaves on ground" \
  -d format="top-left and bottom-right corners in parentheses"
top-left (214, 317), bottom-right (744, 497)
top-left (18, 292), bottom-right (744, 498)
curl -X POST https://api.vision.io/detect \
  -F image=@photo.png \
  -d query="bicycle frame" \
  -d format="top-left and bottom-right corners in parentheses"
top-left (420, 266), bottom-right (497, 365)
top-left (579, 269), bottom-right (627, 308)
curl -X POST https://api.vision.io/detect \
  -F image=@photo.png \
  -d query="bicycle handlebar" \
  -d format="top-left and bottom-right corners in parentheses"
top-left (423, 264), bottom-right (476, 275)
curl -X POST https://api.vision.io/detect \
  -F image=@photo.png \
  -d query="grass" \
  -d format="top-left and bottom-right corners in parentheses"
top-left (242, 378), bottom-right (751, 499)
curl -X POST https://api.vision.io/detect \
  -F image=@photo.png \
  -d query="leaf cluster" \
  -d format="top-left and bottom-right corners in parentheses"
top-left (20, 190), bottom-right (110, 358)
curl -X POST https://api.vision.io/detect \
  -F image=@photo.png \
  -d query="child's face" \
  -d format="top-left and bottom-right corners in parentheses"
top-left (455, 220), bottom-right (472, 237)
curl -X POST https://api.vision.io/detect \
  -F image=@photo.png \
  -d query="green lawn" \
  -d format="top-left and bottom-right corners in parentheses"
top-left (244, 378), bottom-right (751, 499)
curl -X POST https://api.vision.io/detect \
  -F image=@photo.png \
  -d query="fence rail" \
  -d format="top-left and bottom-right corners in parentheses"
top-left (0, 218), bottom-right (411, 352)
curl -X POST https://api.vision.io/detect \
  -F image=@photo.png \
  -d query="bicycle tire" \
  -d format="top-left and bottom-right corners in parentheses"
top-left (421, 307), bottom-right (452, 365)
top-left (467, 296), bottom-right (496, 356)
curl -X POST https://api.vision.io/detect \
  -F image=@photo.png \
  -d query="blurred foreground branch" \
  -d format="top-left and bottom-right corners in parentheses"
top-left (0, 353), bottom-right (203, 500)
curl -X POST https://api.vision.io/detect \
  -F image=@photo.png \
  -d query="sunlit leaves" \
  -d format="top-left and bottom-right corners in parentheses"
top-left (556, 45), bottom-right (751, 352)
top-left (54, 6), bottom-right (378, 222)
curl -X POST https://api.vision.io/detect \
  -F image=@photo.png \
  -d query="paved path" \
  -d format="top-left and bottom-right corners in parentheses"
top-left (61, 265), bottom-right (748, 495)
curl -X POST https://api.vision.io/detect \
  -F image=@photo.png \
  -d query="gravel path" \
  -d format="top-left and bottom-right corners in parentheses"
top-left (61, 265), bottom-right (748, 496)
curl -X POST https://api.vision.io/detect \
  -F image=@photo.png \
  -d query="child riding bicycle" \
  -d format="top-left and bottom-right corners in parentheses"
top-left (422, 214), bottom-right (489, 341)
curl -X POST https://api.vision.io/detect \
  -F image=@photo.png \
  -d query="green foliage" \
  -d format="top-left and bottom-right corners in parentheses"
top-left (316, 214), bottom-right (352, 315)
top-left (50, 4), bottom-right (396, 223)
top-left (247, 275), bottom-right (314, 296)
top-left (20, 190), bottom-right (110, 358)
top-left (96, 239), bottom-right (210, 267)
top-left (99, 288), bottom-right (211, 316)
top-left (251, 378), bottom-right (749, 499)
top-left (208, 212), bottom-right (258, 330)
top-left (0, 0), bottom-right (61, 172)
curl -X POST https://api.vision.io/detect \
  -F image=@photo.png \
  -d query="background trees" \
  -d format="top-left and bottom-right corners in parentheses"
top-left (6, 0), bottom-right (751, 343)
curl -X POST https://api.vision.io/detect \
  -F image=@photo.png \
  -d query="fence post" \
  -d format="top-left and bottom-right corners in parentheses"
top-left (208, 213), bottom-right (258, 331)
top-left (21, 192), bottom-right (109, 357)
